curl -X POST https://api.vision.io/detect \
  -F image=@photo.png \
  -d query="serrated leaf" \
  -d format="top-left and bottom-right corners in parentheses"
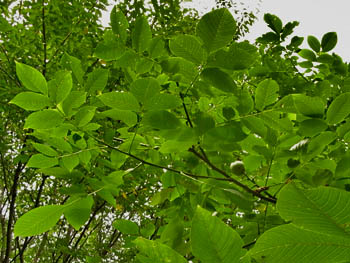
top-left (132, 16), bottom-right (152, 53)
top-left (10, 92), bottom-right (50, 111)
top-left (201, 67), bottom-right (237, 93)
top-left (196, 8), bottom-right (236, 53)
top-left (169, 34), bottom-right (207, 65)
top-left (134, 238), bottom-right (186, 263)
top-left (321, 32), bottom-right (337, 52)
top-left (14, 205), bottom-right (66, 237)
top-left (307, 35), bottom-right (320, 53)
top-left (327, 92), bottom-right (350, 124)
top-left (249, 224), bottom-right (350, 263)
top-left (98, 92), bottom-right (140, 111)
top-left (191, 206), bottom-right (245, 263)
top-left (255, 79), bottom-right (279, 110)
top-left (27, 154), bottom-right (58, 168)
top-left (16, 62), bottom-right (47, 95)
top-left (24, 110), bottom-right (63, 129)
top-left (277, 183), bottom-right (350, 236)
top-left (113, 219), bottom-right (139, 235)
top-left (64, 196), bottom-right (93, 230)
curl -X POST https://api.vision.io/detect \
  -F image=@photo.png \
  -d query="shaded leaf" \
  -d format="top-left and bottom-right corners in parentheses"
top-left (196, 8), bottom-right (236, 53)
top-left (255, 79), bottom-right (279, 110)
top-left (132, 16), bottom-right (152, 53)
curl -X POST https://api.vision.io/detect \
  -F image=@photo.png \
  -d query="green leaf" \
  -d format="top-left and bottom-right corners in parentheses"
top-left (64, 196), bottom-right (93, 230)
top-left (196, 8), bottom-right (236, 53)
top-left (298, 119), bottom-right (328, 137)
top-left (101, 109), bottom-right (138, 126)
top-left (110, 6), bottom-right (128, 43)
top-left (298, 49), bottom-right (316, 61)
top-left (249, 224), bottom-right (350, 263)
top-left (201, 68), bottom-right (237, 93)
top-left (148, 37), bottom-right (166, 59)
top-left (24, 110), bottom-right (64, 129)
top-left (134, 237), bottom-right (187, 263)
top-left (14, 205), bottom-right (66, 237)
top-left (98, 92), bottom-right (140, 111)
top-left (321, 32), bottom-right (337, 52)
top-left (191, 206), bottom-right (244, 263)
top-left (49, 71), bottom-right (72, 104)
top-left (143, 110), bottom-right (181, 130)
top-left (62, 154), bottom-right (79, 172)
top-left (62, 91), bottom-right (86, 116)
top-left (144, 94), bottom-right (182, 110)
top-left (255, 79), bottom-right (279, 110)
top-left (204, 122), bottom-right (247, 144)
top-left (74, 106), bottom-right (96, 127)
top-left (132, 16), bottom-right (152, 53)
top-left (130, 77), bottom-right (161, 104)
top-left (60, 53), bottom-right (84, 85)
top-left (32, 143), bottom-right (58, 157)
top-left (277, 183), bottom-right (350, 236)
top-left (86, 68), bottom-right (109, 94)
top-left (307, 35), bottom-right (321, 53)
top-left (27, 154), bottom-right (58, 168)
top-left (327, 92), bottom-right (350, 124)
top-left (264, 13), bottom-right (283, 34)
top-left (112, 219), bottom-right (139, 235)
top-left (169, 34), bottom-right (207, 65)
top-left (94, 30), bottom-right (125, 61)
top-left (16, 62), bottom-right (48, 95)
top-left (10, 92), bottom-right (50, 111)
top-left (207, 41), bottom-right (258, 70)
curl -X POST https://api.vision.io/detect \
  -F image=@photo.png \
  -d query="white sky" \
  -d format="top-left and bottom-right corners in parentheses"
top-left (102, 0), bottom-right (350, 61)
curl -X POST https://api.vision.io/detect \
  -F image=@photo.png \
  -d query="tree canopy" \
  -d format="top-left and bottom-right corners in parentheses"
top-left (1, 1), bottom-right (350, 262)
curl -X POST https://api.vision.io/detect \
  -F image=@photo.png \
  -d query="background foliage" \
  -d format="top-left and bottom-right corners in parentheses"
top-left (1, 0), bottom-right (350, 262)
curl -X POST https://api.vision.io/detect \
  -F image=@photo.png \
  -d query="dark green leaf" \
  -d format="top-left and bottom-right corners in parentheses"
top-left (201, 68), bottom-right (237, 93)
top-left (169, 34), bottom-right (207, 65)
top-left (307, 35), bottom-right (321, 53)
top-left (196, 8), bottom-right (236, 53)
top-left (264, 13), bottom-right (283, 34)
top-left (321, 32), bottom-right (337, 52)
top-left (255, 79), bottom-right (279, 110)
top-left (327, 92), bottom-right (350, 124)
top-left (143, 110), bottom-right (181, 129)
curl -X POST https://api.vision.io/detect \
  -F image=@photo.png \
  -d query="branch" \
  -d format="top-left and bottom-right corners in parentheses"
top-left (189, 147), bottom-right (276, 203)
top-left (41, 0), bottom-right (47, 76)
top-left (91, 135), bottom-right (276, 203)
top-left (4, 162), bottom-right (24, 263)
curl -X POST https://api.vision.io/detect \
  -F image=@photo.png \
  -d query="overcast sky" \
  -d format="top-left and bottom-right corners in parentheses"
top-left (102, 0), bottom-right (350, 61)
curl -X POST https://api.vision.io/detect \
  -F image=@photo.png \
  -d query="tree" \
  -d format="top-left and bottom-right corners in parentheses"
top-left (2, 1), bottom-right (350, 262)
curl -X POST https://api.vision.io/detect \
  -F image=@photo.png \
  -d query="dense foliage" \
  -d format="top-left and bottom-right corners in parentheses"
top-left (1, 1), bottom-right (350, 262)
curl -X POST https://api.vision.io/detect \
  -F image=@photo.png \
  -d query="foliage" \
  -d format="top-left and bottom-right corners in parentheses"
top-left (1, 0), bottom-right (350, 263)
